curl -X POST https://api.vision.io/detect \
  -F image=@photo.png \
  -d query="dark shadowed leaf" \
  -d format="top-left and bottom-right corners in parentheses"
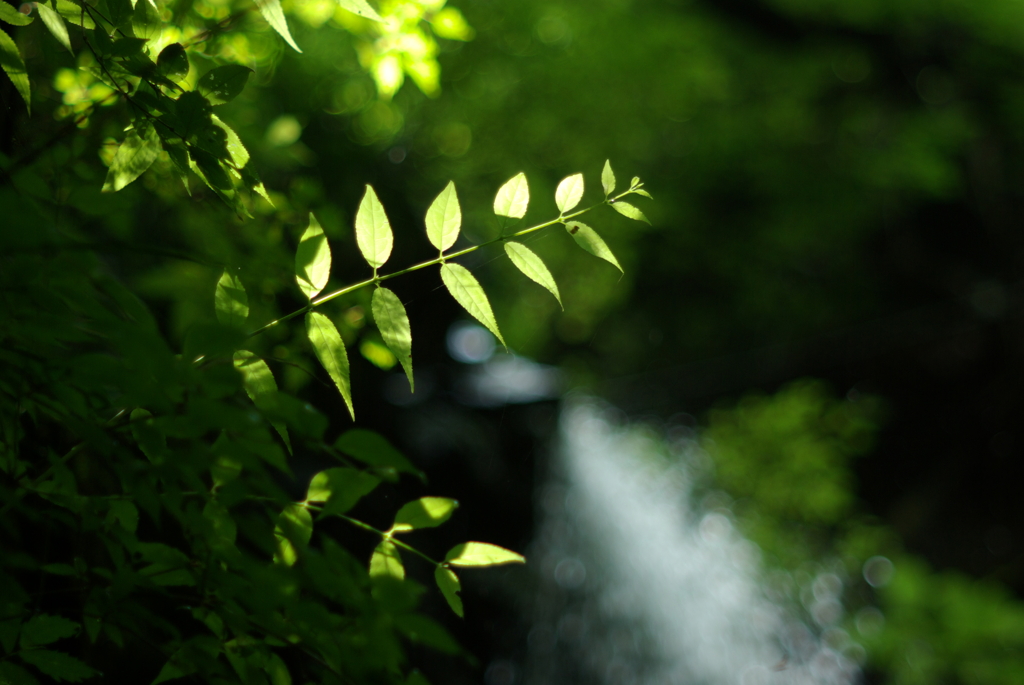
top-left (274, 503), bottom-right (312, 566)
top-left (0, 29), bottom-right (30, 113)
top-left (156, 43), bottom-right (189, 81)
top-left (434, 567), bottom-right (463, 617)
top-left (334, 429), bottom-right (423, 479)
top-left (232, 351), bottom-right (292, 454)
top-left (18, 650), bottom-right (96, 682)
top-left (19, 615), bottom-right (79, 649)
top-left (197, 64), bottom-right (252, 105)
top-left (215, 269), bottom-right (248, 328)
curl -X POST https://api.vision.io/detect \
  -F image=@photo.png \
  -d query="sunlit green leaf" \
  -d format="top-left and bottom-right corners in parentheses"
top-left (425, 181), bottom-right (461, 252)
top-left (602, 159), bottom-right (616, 197)
top-left (390, 497), bottom-right (458, 533)
top-left (305, 312), bottom-right (354, 419)
top-left (304, 467), bottom-right (379, 517)
top-left (610, 200), bottom-right (650, 224)
top-left (35, 2), bottom-right (72, 53)
top-left (274, 503), bottom-right (312, 566)
top-left (102, 123), bottom-right (161, 192)
top-left (369, 539), bottom-right (404, 580)
top-left (440, 263), bottom-right (506, 347)
top-left (565, 221), bottom-right (623, 273)
top-left (355, 185), bottom-right (393, 270)
top-left (371, 287), bottom-right (413, 391)
top-left (555, 173), bottom-right (584, 213)
top-left (19, 615), bottom-right (79, 649)
top-left (334, 429), bottom-right (422, 479)
top-left (632, 188), bottom-right (653, 199)
top-left (434, 566), bottom-right (463, 618)
top-left (335, 0), bottom-right (383, 22)
top-left (18, 650), bottom-right (97, 682)
top-left (232, 351), bottom-right (292, 454)
top-left (295, 213), bottom-right (331, 300)
top-left (130, 408), bottom-right (168, 463)
top-left (215, 269), bottom-right (248, 328)
top-left (0, 29), bottom-right (30, 113)
top-left (133, 0), bottom-right (161, 40)
top-left (493, 172), bottom-right (529, 219)
top-left (504, 241), bottom-right (562, 308)
top-left (197, 64), bottom-right (252, 106)
top-left (254, 0), bottom-right (301, 52)
top-left (444, 542), bottom-right (525, 567)
top-left (0, 3), bottom-right (33, 25)
top-left (210, 115), bottom-right (249, 168)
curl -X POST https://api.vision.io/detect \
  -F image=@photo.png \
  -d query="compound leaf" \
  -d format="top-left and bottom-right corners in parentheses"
top-left (305, 467), bottom-right (380, 517)
top-left (35, 2), bottom-right (72, 53)
top-left (102, 124), bottom-right (161, 192)
top-left (369, 540), bottom-right (404, 581)
top-left (0, 3), bottom-right (33, 25)
top-left (233, 351), bottom-right (292, 454)
top-left (610, 200), bottom-right (650, 224)
top-left (601, 159), bottom-right (615, 197)
top-left (565, 221), bottom-right (623, 273)
top-left (391, 497), bottom-right (457, 533)
top-left (19, 615), bottom-right (79, 649)
top-left (17, 650), bottom-right (96, 682)
top-left (355, 185), bottom-right (393, 269)
top-left (197, 64), bottom-right (252, 106)
top-left (554, 173), bottom-right (584, 213)
top-left (334, 429), bottom-right (422, 479)
top-left (504, 241), bottom-right (562, 308)
top-left (371, 287), bottom-right (413, 391)
top-left (434, 567), bottom-right (463, 618)
top-left (305, 312), bottom-right (354, 419)
top-left (440, 263), bottom-right (505, 347)
top-left (425, 181), bottom-right (461, 252)
top-left (493, 172), bottom-right (529, 219)
top-left (253, 0), bottom-right (301, 52)
top-left (215, 269), bottom-right (248, 328)
top-left (273, 503), bottom-right (312, 566)
top-left (444, 542), bottom-right (525, 568)
top-left (295, 213), bottom-right (331, 300)
top-left (0, 29), bottom-right (30, 113)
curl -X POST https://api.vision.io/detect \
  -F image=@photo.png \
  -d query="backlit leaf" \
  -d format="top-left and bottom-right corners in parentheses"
top-left (273, 503), bottom-right (312, 566)
top-left (19, 615), bottom-right (79, 649)
top-left (601, 159), bottom-right (616, 197)
top-left (233, 351), bottom-right (292, 454)
top-left (197, 64), bottom-right (252, 106)
top-left (425, 181), bottom-right (461, 252)
top-left (565, 221), bottom-right (623, 273)
top-left (254, 0), bottom-right (301, 52)
top-left (355, 185), bottom-right (393, 269)
top-left (133, 0), bottom-right (161, 40)
top-left (434, 567), bottom-right (463, 617)
top-left (18, 650), bottom-right (96, 682)
top-left (391, 497), bottom-right (458, 533)
top-left (0, 3), bottom-right (33, 25)
top-left (610, 200), bottom-right (650, 224)
top-left (493, 172), bottom-right (529, 219)
top-left (305, 467), bottom-right (380, 517)
top-left (504, 241), bottom-right (562, 308)
top-left (215, 269), bottom-right (248, 328)
top-left (0, 29), bottom-right (30, 113)
top-left (371, 287), bottom-right (413, 391)
top-left (440, 263), bottom-right (505, 347)
top-left (305, 312), bottom-right (354, 419)
top-left (102, 124), bottom-right (161, 192)
top-left (336, 0), bottom-right (383, 22)
top-left (295, 213), bottom-right (331, 300)
top-left (555, 173), bottom-right (584, 213)
top-left (35, 2), bottom-right (72, 53)
top-left (444, 542), bottom-right (525, 568)
top-left (334, 429), bottom-right (422, 479)
top-left (369, 540), bottom-right (404, 580)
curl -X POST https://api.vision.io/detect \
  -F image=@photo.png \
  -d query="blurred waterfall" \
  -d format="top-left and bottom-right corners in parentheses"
top-left (523, 400), bottom-right (859, 685)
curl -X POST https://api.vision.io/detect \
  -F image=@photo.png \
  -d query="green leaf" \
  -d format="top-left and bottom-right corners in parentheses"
top-left (425, 181), bottom-right (461, 252)
top-left (610, 200), bottom-right (650, 224)
top-left (503, 241), bottom-right (562, 308)
top-left (440, 263), bottom-right (505, 347)
top-left (565, 221), bottom-right (623, 273)
top-left (202, 500), bottom-right (236, 552)
top-left (394, 615), bottom-right (460, 654)
top-left (35, 2), bottom-right (72, 53)
top-left (215, 269), bottom-right (248, 328)
top-left (17, 650), bottom-right (96, 682)
top-left (295, 213), bottom-right (331, 300)
top-left (0, 28), bottom-right (31, 113)
top-left (209, 114), bottom-right (249, 168)
top-left (371, 287), bottom-right (413, 391)
top-left (102, 123), bottom-right (161, 192)
top-left (264, 653), bottom-right (291, 685)
top-left (369, 539), bottom-right (404, 580)
top-left (156, 43), bottom-right (189, 82)
top-left (434, 567), bottom-right (463, 618)
top-left (19, 615), bottom-right (79, 649)
top-left (173, 91), bottom-right (211, 140)
top-left (554, 173), bottom-right (584, 213)
top-left (254, 0), bottom-right (301, 51)
top-left (150, 647), bottom-right (195, 685)
top-left (130, 408), bottom-right (168, 463)
top-left (305, 312), bottom-right (354, 419)
top-left (444, 542), bottom-right (525, 568)
top-left (0, 661), bottom-right (40, 685)
top-left (335, 0), bottom-right (383, 22)
top-left (55, 0), bottom-right (94, 28)
top-left (197, 64), bottom-right (252, 106)
top-left (232, 351), bottom-right (292, 454)
top-left (0, 4), bottom-right (33, 26)
top-left (601, 159), bottom-right (615, 197)
top-left (273, 503), bottom-right (312, 566)
top-left (632, 188), bottom-right (653, 199)
top-left (355, 185), bottom-right (393, 270)
top-left (334, 429), bottom-right (422, 479)
top-left (304, 467), bottom-right (379, 517)
top-left (107, 37), bottom-right (147, 58)
top-left (493, 172), bottom-right (529, 219)
top-left (407, 670), bottom-right (431, 685)
top-left (106, 500), bottom-right (139, 532)
top-left (133, 0), bottom-right (161, 40)
top-left (391, 497), bottom-right (458, 533)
